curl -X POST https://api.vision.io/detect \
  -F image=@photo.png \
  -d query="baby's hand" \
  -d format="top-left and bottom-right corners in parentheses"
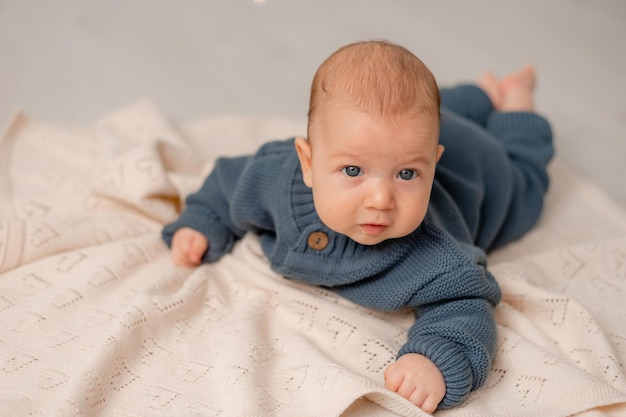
top-left (384, 353), bottom-right (446, 414)
top-left (170, 227), bottom-right (209, 267)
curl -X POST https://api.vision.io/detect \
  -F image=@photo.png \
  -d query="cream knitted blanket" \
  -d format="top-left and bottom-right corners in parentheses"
top-left (1, 102), bottom-right (625, 416)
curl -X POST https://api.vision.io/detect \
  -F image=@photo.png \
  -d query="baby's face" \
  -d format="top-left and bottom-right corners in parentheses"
top-left (296, 105), bottom-right (442, 245)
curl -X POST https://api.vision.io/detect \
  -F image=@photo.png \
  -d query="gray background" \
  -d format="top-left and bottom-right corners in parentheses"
top-left (1, 1), bottom-right (625, 206)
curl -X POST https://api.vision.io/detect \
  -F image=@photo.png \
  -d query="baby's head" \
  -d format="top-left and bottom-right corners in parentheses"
top-left (307, 40), bottom-right (440, 139)
top-left (295, 40), bottom-right (444, 245)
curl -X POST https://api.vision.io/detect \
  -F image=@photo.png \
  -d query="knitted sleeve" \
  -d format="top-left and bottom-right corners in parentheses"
top-left (332, 224), bottom-right (501, 409)
top-left (161, 139), bottom-right (295, 263)
top-left (398, 293), bottom-right (499, 409)
top-left (161, 155), bottom-right (252, 262)
top-left (396, 239), bottom-right (501, 409)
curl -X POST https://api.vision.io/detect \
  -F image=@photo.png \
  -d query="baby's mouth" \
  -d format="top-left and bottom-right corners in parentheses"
top-left (359, 224), bottom-right (387, 235)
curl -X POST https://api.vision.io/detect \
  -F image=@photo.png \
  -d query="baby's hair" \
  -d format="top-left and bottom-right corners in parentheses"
top-left (307, 40), bottom-right (440, 139)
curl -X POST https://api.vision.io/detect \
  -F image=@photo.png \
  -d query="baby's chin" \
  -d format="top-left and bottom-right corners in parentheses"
top-left (350, 236), bottom-right (386, 246)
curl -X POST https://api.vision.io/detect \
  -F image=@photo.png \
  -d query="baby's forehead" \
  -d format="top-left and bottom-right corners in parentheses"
top-left (318, 101), bottom-right (439, 130)
top-left (310, 109), bottom-right (440, 155)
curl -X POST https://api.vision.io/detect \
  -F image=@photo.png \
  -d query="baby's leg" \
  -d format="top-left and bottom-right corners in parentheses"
top-left (438, 85), bottom-right (494, 128)
top-left (439, 66), bottom-right (537, 134)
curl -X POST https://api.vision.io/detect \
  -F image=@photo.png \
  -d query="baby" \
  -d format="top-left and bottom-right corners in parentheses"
top-left (162, 41), bottom-right (553, 412)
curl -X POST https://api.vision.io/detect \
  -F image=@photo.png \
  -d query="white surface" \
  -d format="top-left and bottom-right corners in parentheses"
top-left (1, 0), bottom-right (625, 206)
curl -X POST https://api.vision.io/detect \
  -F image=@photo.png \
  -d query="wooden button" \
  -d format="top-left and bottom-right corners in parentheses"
top-left (307, 231), bottom-right (329, 250)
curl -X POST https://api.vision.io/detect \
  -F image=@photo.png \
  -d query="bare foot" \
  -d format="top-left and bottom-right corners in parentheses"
top-left (499, 65), bottom-right (535, 111)
top-left (478, 65), bottom-right (536, 112)
top-left (478, 71), bottom-right (502, 110)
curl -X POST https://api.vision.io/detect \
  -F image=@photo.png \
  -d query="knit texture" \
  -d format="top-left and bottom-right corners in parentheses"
top-left (162, 85), bottom-right (554, 408)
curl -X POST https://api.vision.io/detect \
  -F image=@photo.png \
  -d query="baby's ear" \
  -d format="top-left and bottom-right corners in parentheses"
top-left (295, 137), bottom-right (313, 187)
top-left (436, 144), bottom-right (445, 163)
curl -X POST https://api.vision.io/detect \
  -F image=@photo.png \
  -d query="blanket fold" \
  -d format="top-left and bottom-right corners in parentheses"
top-left (1, 102), bottom-right (625, 416)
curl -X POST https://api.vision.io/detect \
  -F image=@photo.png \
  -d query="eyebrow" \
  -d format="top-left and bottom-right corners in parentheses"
top-left (399, 155), bottom-right (434, 169)
top-left (328, 150), bottom-right (433, 167)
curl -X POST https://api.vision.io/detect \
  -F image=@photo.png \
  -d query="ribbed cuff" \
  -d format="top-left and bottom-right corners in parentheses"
top-left (487, 111), bottom-right (553, 145)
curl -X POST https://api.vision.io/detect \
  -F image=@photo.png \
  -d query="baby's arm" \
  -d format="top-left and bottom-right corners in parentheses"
top-left (385, 243), bottom-right (500, 410)
top-left (170, 227), bottom-right (209, 267)
top-left (162, 155), bottom-right (253, 264)
top-left (162, 140), bottom-right (296, 265)
top-left (384, 353), bottom-right (446, 414)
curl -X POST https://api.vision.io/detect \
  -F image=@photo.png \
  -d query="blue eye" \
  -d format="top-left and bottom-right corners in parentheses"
top-left (341, 166), bottom-right (362, 177)
top-left (398, 169), bottom-right (418, 180)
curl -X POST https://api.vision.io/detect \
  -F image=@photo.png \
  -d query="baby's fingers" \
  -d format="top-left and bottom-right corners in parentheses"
top-left (172, 245), bottom-right (200, 267)
top-left (394, 377), bottom-right (432, 414)
top-left (170, 228), bottom-right (208, 267)
top-left (383, 362), bottom-right (405, 391)
top-left (419, 394), bottom-right (440, 415)
top-left (384, 356), bottom-right (444, 414)
top-left (186, 234), bottom-right (208, 264)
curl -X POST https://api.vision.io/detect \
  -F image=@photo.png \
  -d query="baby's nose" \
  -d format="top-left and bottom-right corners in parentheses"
top-left (365, 180), bottom-right (395, 210)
